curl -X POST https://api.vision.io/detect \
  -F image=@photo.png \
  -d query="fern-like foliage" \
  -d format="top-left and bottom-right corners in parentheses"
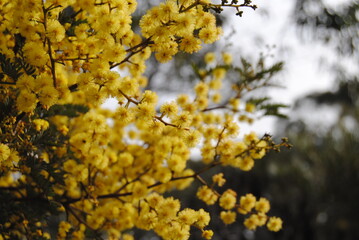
top-left (248, 97), bottom-right (289, 118)
top-left (0, 53), bottom-right (22, 83)
top-left (42, 104), bottom-right (89, 118)
top-left (0, 35), bottom-right (36, 83)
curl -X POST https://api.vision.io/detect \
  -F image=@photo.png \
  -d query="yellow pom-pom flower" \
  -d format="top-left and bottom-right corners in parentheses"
top-left (46, 19), bottom-right (66, 42)
top-left (16, 90), bottom-right (38, 113)
top-left (267, 217), bottom-right (283, 232)
top-left (202, 230), bottom-right (214, 239)
top-left (178, 208), bottom-right (197, 225)
top-left (33, 119), bottom-right (50, 132)
top-left (204, 52), bottom-right (216, 64)
top-left (244, 214), bottom-right (260, 230)
top-left (222, 52), bottom-right (233, 65)
top-left (118, 152), bottom-right (134, 167)
top-left (23, 42), bottom-right (48, 67)
top-left (180, 35), bottom-right (202, 53)
top-left (245, 103), bottom-right (256, 113)
top-left (237, 156), bottom-right (255, 171)
top-left (212, 173), bottom-right (226, 187)
top-left (255, 197), bottom-right (271, 213)
top-left (197, 185), bottom-right (218, 205)
top-left (220, 211), bottom-right (236, 225)
top-left (160, 101), bottom-right (178, 117)
top-left (238, 193), bottom-right (256, 214)
top-left (0, 144), bottom-right (11, 162)
top-left (38, 86), bottom-right (59, 107)
top-left (219, 189), bottom-right (237, 210)
top-left (195, 209), bottom-right (211, 228)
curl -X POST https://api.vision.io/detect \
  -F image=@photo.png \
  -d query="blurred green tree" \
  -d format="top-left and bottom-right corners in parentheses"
top-left (294, 0), bottom-right (358, 57)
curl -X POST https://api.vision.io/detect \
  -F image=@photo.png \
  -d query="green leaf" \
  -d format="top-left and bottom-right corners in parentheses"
top-left (0, 53), bottom-right (22, 82)
top-left (45, 104), bottom-right (89, 118)
top-left (247, 97), bottom-right (271, 105)
top-left (59, 6), bottom-right (88, 36)
top-left (191, 62), bottom-right (201, 78)
top-left (260, 103), bottom-right (289, 118)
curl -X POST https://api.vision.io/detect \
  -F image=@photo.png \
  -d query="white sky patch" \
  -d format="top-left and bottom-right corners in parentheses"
top-left (291, 99), bottom-right (341, 134)
top-left (322, 0), bottom-right (353, 9)
top-left (102, 97), bottom-right (119, 111)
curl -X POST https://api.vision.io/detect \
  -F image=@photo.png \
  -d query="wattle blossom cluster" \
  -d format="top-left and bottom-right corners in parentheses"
top-left (0, 0), bottom-right (288, 239)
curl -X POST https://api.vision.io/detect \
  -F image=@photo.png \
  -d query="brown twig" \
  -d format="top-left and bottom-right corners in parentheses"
top-left (42, 4), bottom-right (57, 88)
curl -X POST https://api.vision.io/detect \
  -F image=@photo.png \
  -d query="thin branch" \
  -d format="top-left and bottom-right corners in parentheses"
top-left (46, 37), bottom-right (57, 88)
top-left (63, 161), bottom-right (222, 204)
top-left (147, 161), bottom-right (222, 189)
top-left (42, 4), bottom-right (57, 88)
top-left (154, 116), bottom-right (189, 130)
top-left (66, 205), bottom-right (103, 239)
top-left (118, 89), bottom-right (139, 105)
top-left (110, 45), bottom-right (148, 69)
top-left (0, 80), bottom-right (16, 85)
top-left (97, 191), bottom-right (132, 199)
top-left (202, 104), bottom-right (229, 112)
top-left (179, 0), bottom-right (202, 13)
top-left (55, 56), bottom-right (98, 62)
top-left (209, 3), bottom-right (256, 10)
top-left (125, 37), bottom-right (152, 53)
top-left (113, 167), bottom-right (151, 194)
top-left (0, 186), bottom-right (23, 191)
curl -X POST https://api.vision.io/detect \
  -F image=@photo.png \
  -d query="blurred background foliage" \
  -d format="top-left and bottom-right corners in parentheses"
top-left (133, 0), bottom-right (359, 239)
top-left (294, 0), bottom-right (358, 57)
top-left (294, 0), bottom-right (359, 82)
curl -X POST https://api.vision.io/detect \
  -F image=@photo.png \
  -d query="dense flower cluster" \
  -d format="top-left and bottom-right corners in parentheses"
top-left (0, 0), bottom-right (289, 239)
